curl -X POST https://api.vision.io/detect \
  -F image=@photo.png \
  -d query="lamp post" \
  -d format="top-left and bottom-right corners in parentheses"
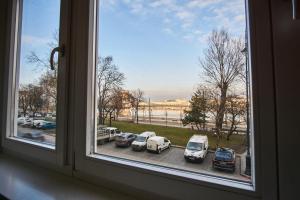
top-left (242, 31), bottom-right (251, 176)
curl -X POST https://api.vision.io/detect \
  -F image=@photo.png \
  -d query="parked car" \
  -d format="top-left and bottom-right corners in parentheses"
top-left (184, 135), bottom-right (208, 162)
top-left (19, 118), bottom-right (33, 127)
top-left (97, 127), bottom-right (121, 144)
top-left (20, 131), bottom-right (45, 142)
top-left (37, 121), bottom-right (56, 130)
top-left (115, 133), bottom-right (137, 147)
top-left (147, 136), bottom-right (171, 154)
top-left (32, 120), bottom-right (46, 128)
top-left (131, 131), bottom-right (156, 151)
top-left (17, 117), bottom-right (28, 125)
top-left (212, 147), bottom-right (236, 172)
top-left (35, 113), bottom-right (42, 117)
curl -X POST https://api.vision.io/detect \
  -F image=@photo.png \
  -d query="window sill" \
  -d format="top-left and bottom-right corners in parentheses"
top-left (5, 136), bottom-right (55, 150)
top-left (0, 153), bottom-right (134, 200)
top-left (87, 153), bottom-right (255, 192)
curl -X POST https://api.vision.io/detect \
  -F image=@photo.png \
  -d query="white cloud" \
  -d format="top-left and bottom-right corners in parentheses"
top-left (234, 14), bottom-right (246, 23)
top-left (197, 33), bottom-right (210, 45)
top-left (176, 10), bottom-right (194, 21)
top-left (176, 10), bottom-right (195, 28)
top-left (22, 35), bottom-right (51, 46)
top-left (183, 34), bottom-right (194, 42)
top-left (162, 28), bottom-right (174, 35)
top-left (102, 0), bottom-right (246, 44)
top-left (187, 0), bottom-right (222, 9)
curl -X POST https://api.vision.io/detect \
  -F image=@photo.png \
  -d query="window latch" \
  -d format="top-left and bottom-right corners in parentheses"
top-left (292, 0), bottom-right (300, 19)
top-left (50, 45), bottom-right (65, 70)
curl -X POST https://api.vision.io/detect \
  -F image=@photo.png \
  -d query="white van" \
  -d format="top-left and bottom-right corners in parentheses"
top-left (147, 136), bottom-right (171, 154)
top-left (132, 131), bottom-right (156, 151)
top-left (184, 135), bottom-right (208, 162)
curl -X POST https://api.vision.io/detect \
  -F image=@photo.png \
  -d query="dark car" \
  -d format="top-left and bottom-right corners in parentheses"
top-left (20, 131), bottom-right (45, 142)
top-left (115, 133), bottom-right (137, 147)
top-left (212, 148), bottom-right (236, 172)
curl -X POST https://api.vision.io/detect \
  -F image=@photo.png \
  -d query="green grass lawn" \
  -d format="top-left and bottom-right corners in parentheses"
top-left (107, 120), bottom-right (246, 153)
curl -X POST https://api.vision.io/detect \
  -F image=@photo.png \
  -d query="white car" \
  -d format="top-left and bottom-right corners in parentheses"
top-left (131, 131), bottom-right (156, 151)
top-left (184, 135), bottom-right (208, 162)
top-left (18, 117), bottom-right (33, 126)
top-left (33, 120), bottom-right (46, 128)
top-left (17, 117), bottom-right (27, 125)
top-left (147, 136), bottom-right (171, 154)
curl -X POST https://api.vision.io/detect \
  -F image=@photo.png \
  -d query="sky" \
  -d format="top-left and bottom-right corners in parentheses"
top-left (19, 0), bottom-right (246, 101)
top-left (19, 0), bottom-right (60, 84)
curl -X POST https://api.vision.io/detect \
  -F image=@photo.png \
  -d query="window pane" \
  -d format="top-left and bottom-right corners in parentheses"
top-left (15, 0), bottom-right (61, 146)
top-left (94, 0), bottom-right (252, 184)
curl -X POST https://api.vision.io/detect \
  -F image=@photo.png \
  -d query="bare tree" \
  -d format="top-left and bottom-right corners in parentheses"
top-left (39, 71), bottom-right (57, 101)
top-left (27, 84), bottom-right (46, 117)
top-left (26, 31), bottom-right (58, 113)
top-left (105, 87), bottom-right (125, 126)
top-left (129, 89), bottom-right (144, 124)
top-left (18, 85), bottom-right (30, 116)
top-left (225, 95), bottom-right (246, 140)
top-left (111, 88), bottom-right (125, 120)
top-left (26, 30), bottom-right (59, 73)
top-left (97, 56), bottom-right (125, 125)
top-left (200, 29), bottom-right (244, 145)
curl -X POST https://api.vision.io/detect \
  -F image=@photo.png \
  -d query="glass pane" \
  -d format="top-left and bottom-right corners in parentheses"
top-left (95, 0), bottom-right (252, 184)
top-left (15, 0), bottom-right (61, 146)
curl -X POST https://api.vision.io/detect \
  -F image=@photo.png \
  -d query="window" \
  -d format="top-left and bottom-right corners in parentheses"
top-left (92, 0), bottom-right (254, 187)
top-left (2, 0), bottom-right (70, 164)
top-left (1, 0), bottom-right (280, 199)
top-left (9, 0), bottom-right (62, 147)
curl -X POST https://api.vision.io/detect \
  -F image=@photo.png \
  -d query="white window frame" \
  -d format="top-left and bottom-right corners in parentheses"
top-left (0, 0), bottom-right (72, 169)
top-left (70, 0), bottom-right (278, 199)
top-left (0, 0), bottom-right (279, 199)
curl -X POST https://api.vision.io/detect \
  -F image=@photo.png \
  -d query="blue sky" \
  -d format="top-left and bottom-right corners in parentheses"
top-left (99, 0), bottom-right (245, 100)
top-left (19, 0), bottom-right (60, 84)
top-left (19, 0), bottom-right (246, 101)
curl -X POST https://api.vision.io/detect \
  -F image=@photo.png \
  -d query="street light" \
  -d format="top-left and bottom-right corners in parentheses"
top-left (242, 33), bottom-right (251, 176)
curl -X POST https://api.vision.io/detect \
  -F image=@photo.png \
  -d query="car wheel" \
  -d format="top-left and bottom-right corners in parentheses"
top-left (168, 144), bottom-right (171, 149)
top-left (157, 148), bottom-right (161, 154)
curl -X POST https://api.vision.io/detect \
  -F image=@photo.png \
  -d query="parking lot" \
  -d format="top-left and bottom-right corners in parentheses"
top-left (97, 141), bottom-right (250, 182)
top-left (16, 126), bottom-right (249, 182)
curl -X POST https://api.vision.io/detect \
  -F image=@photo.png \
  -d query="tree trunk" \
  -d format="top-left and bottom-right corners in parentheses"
top-left (109, 112), bottom-right (112, 127)
top-left (195, 124), bottom-right (200, 131)
top-left (215, 87), bottom-right (227, 138)
top-left (136, 105), bottom-right (139, 124)
top-left (98, 107), bottom-right (103, 125)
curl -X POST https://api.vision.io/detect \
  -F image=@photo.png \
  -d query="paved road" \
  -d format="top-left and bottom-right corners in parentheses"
top-left (97, 141), bottom-right (250, 182)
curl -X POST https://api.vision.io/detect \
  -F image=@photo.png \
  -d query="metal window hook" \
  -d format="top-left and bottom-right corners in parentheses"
top-left (50, 45), bottom-right (65, 70)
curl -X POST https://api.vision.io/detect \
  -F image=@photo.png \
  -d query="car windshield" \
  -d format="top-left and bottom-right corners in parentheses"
top-left (187, 142), bottom-right (203, 151)
top-left (215, 151), bottom-right (232, 161)
top-left (135, 136), bottom-right (146, 142)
